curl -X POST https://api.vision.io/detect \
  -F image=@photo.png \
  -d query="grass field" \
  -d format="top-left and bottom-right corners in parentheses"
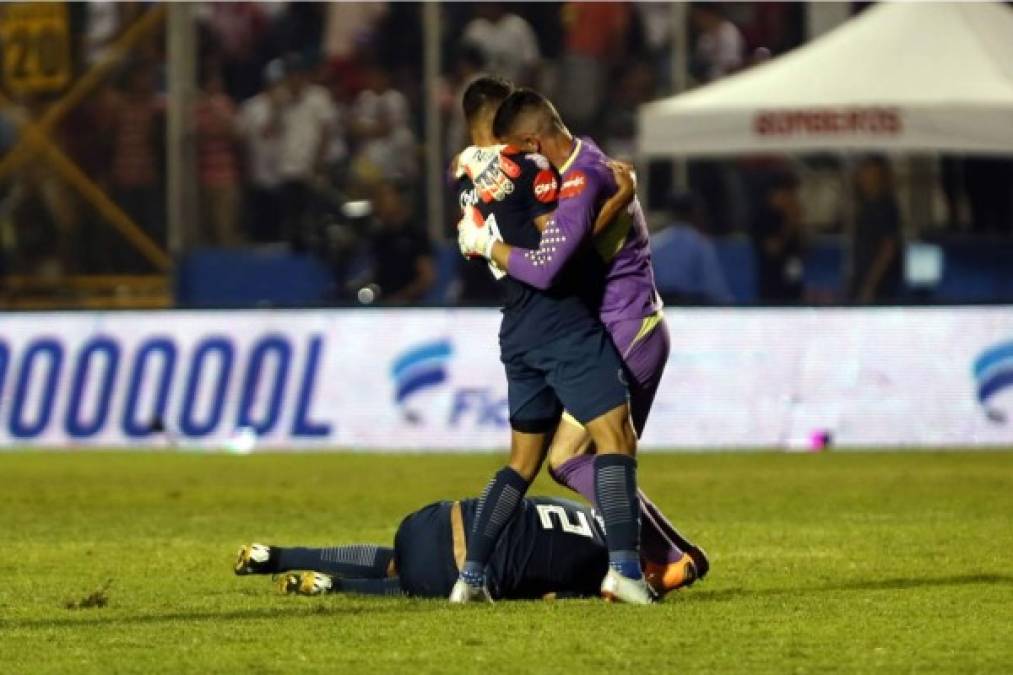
top-left (2, 451), bottom-right (1011, 673)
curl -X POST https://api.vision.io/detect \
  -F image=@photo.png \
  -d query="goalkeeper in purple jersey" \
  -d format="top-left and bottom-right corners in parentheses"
top-left (457, 82), bottom-right (708, 590)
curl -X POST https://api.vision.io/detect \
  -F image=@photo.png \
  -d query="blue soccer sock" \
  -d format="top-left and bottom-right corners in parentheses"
top-left (461, 466), bottom-right (531, 587)
top-left (594, 454), bottom-right (643, 580)
top-left (331, 577), bottom-right (403, 597)
top-left (274, 545), bottom-right (394, 578)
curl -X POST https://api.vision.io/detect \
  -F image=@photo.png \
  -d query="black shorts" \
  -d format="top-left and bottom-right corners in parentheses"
top-left (502, 323), bottom-right (628, 433)
top-left (394, 497), bottom-right (609, 600)
top-left (393, 501), bottom-right (459, 598)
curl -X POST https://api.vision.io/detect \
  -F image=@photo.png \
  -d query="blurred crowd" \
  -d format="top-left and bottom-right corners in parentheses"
top-left (1, 2), bottom-right (1012, 306)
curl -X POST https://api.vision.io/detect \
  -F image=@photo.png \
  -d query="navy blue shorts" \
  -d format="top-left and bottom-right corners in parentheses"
top-left (393, 501), bottom-right (459, 598)
top-left (502, 323), bottom-right (628, 433)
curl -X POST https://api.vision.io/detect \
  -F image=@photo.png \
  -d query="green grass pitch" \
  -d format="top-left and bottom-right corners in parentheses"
top-left (1, 451), bottom-right (1011, 673)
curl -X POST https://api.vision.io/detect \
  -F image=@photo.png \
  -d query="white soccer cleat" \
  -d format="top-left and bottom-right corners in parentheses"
top-left (600, 568), bottom-right (657, 605)
top-left (448, 578), bottom-right (494, 604)
top-left (278, 571), bottom-right (334, 596)
top-left (234, 543), bottom-right (272, 575)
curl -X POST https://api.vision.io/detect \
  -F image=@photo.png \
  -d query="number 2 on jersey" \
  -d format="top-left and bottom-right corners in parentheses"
top-left (535, 504), bottom-right (594, 539)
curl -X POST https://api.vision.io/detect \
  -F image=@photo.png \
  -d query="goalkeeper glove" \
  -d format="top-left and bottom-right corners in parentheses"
top-left (457, 206), bottom-right (506, 280)
top-left (457, 206), bottom-right (501, 260)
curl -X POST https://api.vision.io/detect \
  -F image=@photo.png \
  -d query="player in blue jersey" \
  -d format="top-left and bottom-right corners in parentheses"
top-left (233, 493), bottom-right (695, 601)
top-left (449, 77), bottom-right (653, 604)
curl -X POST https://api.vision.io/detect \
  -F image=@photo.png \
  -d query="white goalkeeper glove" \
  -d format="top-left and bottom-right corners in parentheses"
top-left (458, 205), bottom-right (500, 260)
top-left (457, 206), bottom-right (505, 279)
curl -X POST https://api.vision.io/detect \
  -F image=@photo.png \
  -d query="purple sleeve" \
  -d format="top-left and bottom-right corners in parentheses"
top-left (505, 164), bottom-right (610, 290)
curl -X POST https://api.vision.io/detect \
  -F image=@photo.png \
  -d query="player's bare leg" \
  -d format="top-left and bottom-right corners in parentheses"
top-left (547, 413), bottom-right (593, 468)
top-left (450, 429), bottom-right (550, 603)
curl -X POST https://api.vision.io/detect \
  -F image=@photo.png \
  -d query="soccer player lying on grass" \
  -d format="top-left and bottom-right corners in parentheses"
top-left (234, 494), bottom-right (699, 601)
top-left (448, 77), bottom-right (651, 604)
top-left (457, 82), bottom-right (709, 588)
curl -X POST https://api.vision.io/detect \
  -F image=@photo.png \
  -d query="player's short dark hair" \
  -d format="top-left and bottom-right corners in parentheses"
top-left (491, 88), bottom-right (562, 139)
top-left (462, 76), bottom-right (514, 123)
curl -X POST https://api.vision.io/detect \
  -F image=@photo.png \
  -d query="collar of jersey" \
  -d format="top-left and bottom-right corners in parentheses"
top-left (559, 138), bottom-right (583, 174)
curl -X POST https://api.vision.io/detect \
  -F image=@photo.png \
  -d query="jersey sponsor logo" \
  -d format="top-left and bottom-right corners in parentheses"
top-left (973, 340), bottom-right (1013, 424)
top-left (559, 170), bottom-right (587, 199)
top-left (533, 170), bottom-right (559, 203)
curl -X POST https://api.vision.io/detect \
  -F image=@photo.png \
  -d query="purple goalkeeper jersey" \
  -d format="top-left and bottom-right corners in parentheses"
top-left (506, 137), bottom-right (662, 329)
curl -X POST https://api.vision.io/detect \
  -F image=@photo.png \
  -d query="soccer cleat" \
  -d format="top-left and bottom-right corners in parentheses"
top-left (600, 568), bottom-right (657, 605)
top-left (687, 545), bottom-right (710, 580)
top-left (645, 553), bottom-right (699, 597)
top-left (277, 571), bottom-right (334, 596)
top-left (234, 543), bottom-right (273, 575)
top-left (448, 578), bottom-right (494, 604)
top-left (684, 543), bottom-right (709, 579)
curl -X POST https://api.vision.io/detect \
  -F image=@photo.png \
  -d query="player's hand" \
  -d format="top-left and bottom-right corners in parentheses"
top-left (608, 160), bottom-right (637, 193)
top-left (593, 160), bottom-right (638, 236)
top-left (457, 206), bottom-right (500, 260)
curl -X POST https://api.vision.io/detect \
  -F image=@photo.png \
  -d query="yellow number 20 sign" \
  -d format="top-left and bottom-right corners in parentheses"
top-left (1, 2), bottom-right (72, 95)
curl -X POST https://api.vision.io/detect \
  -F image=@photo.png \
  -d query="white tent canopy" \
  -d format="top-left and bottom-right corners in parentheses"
top-left (638, 2), bottom-right (1013, 157)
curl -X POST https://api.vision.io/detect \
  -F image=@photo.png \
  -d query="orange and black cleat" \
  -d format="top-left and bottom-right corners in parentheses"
top-left (644, 550), bottom-right (706, 597)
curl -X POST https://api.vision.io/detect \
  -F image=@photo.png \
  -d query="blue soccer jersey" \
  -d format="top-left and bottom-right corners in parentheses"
top-left (454, 145), bottom-right (606, 360)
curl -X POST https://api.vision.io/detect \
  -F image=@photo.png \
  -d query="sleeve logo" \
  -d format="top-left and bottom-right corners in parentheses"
top-left (533, 170), bottom-right (559, 203)
top-left (560, 170), bottom-right (587, 199)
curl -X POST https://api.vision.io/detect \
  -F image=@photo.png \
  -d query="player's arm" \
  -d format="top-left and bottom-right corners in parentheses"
top-left (493, 164), bottom-right (615, 290)
top-left (593, 161), bottom-right (636, 236)
top-left (480, 162), bottom-right (634, 277)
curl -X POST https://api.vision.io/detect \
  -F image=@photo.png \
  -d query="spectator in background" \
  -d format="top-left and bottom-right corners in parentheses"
top-left (322, 2), bottom-right (388, 66)
top-left (276, 54), bottom-right (337, 251)
top-left (690, 4), bottom-right (745, 83)
top-left (651, 193), bottom-right (734, 305)
top-left (105, 60), bottom-right (165, 263)
top-left (1, 99), bottom-right (78, 277)
top-left (194, 63), bottom-right (242, 246)
top-left (599, 59), bottom-right (655, 160)
top-left (237, 59), bottom-right (285, 243)
top-left (557, 2), bottom-right (632, 132)
top-left (83, 1), bottom-right (122, 66)
top-left (442, 45), bottom-right (488, 163)
top-left (349, 64), bottom-right (417, 185)
top-left (751, 171), bottom-right (804, 303)
top-left (367, 181), bottom-right (434, 304)
top-left (461, 3), bottom-right (540, 87)
top-left (636, 3), bottom-right (676, 90)
top-left (687, 5), bottom-right (746, 236)
top-left (849, 156), bottom-right (903, 304)
top-left (198, 2), bottom-right (272, 102)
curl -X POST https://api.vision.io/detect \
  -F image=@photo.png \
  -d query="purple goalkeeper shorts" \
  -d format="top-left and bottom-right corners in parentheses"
top-left (608, 313), bottom-right (671, 436)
